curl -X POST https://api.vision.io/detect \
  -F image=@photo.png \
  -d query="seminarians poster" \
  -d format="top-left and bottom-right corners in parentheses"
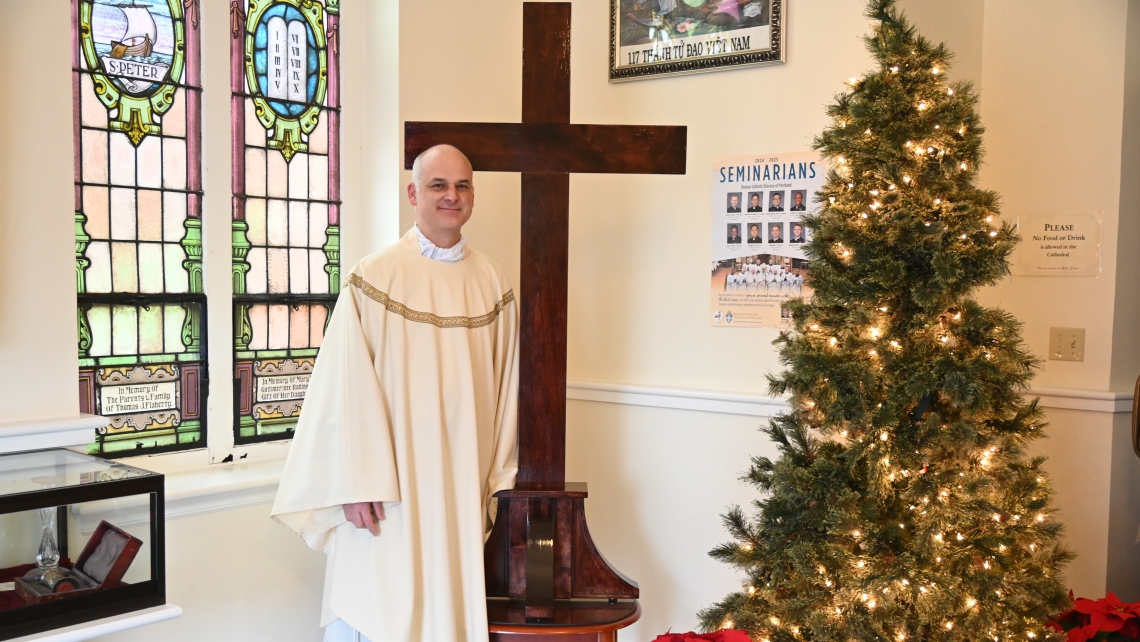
top-left (710, 152), bottom-right (825, 328)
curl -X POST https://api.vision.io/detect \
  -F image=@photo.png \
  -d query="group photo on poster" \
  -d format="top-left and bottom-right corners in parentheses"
top-left (710, 152), bottom-right (824, 327)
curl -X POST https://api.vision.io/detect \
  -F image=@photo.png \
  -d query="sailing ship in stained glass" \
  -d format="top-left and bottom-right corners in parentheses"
top-left (232, 0), bottom-right (340, 444)
top-left (75, 0), bottom-right (205, 456)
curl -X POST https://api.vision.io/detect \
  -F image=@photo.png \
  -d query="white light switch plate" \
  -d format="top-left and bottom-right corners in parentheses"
top-left (1049, 327), bottom-right (1085, 362)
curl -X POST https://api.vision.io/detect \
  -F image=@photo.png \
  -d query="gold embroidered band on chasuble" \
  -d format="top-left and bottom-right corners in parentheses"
top-left (344, 273), bottom-right (515, 329)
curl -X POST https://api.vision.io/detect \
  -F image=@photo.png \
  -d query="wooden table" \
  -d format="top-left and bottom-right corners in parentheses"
top-left (488, 599), bottom-right (641, 642)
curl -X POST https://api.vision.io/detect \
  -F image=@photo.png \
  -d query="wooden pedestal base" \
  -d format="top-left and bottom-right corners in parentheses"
top-left (488, 599), bottom-right (640, 642)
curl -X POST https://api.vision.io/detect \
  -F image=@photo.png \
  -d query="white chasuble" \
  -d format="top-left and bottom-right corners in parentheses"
top-left (272, 228), bottom-right (520, 642)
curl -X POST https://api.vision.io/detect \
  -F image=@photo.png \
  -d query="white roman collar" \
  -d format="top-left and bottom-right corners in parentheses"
top-left (415, 225), bottom-right (466, 262)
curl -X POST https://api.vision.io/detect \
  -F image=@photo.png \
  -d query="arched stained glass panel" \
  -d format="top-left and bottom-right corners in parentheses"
top-left (231, 0), bottom-right (340, 444)
top-left (74, 0), bottom-right (206, 456)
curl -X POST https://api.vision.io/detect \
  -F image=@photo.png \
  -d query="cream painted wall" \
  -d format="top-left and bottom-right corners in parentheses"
top-left (0, 1), bottom-right (78, 424)
top-left (101, 504), bottom-right (326, 642)
top-left (978, 0), bottom-right (1130, 392)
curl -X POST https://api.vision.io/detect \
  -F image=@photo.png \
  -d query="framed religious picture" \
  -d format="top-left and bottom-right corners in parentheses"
top-left (610, 0), bottom-right (785, 81)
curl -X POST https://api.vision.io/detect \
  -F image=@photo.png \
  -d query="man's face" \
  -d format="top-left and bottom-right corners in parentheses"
top-left (407, 147), bottom-right (474, 239)
top-left (793, 224), bottom-right (803, 237)
top-left (750, 225), bottom-right (759, 237)
top-left (772, 193), bottom-right (782, 206)
top-left (730, 227), bottom-right (739, 238)
top-left (730, 195), bottom-right (739, 208)
top-left (794, 192), bottom-right (804, 206)
top-left (771, 225), bottom-right (781, 238)
top-left (751, 194), bottom-right (760, 207)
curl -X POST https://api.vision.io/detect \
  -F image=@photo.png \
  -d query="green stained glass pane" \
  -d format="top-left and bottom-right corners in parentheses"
top-left (138, 304), bottom-right (164, 355)
top-left (164, 244), bottom-right (189, 293)
top-left (110, 242), bottom-right (139, 293)
top-left (164, 304), bottom-right (186, 354)
top-left (88, 305), bottom-right (111, 357)
top-left (139, 243), bottom-right (164, 293)
top-left (247, 199), bottom-right (267, 245)
top-left (111, 305), bottom-right (138, 356)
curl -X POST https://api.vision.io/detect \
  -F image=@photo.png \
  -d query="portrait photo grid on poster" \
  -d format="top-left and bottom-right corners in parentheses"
top-left (710, 152), bottom-right (825, 328)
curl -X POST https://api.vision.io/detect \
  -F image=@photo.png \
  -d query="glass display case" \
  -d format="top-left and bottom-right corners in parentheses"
top-left (0, 449), bottom-right (164, 640)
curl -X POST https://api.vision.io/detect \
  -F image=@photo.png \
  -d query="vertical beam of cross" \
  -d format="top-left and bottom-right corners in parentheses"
top-left (519, 3), bottom-right (572, 484)
top-left (404, 3), bottom-right (686, 491)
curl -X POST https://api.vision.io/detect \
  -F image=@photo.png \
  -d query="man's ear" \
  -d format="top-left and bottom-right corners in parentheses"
top-left (407, 182), bottom-right (418, 206)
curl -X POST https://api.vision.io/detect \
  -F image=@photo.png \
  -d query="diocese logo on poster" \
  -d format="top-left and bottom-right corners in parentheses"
top-left (710, 152), bottom-right (825, 328)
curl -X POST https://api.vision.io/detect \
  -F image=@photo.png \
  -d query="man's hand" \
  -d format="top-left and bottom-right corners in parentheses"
top-left (343, 501), bottom-right (386, 536)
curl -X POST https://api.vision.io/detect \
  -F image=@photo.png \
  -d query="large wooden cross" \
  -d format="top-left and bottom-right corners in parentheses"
top-left (405, 2), bottom-right (686, 632)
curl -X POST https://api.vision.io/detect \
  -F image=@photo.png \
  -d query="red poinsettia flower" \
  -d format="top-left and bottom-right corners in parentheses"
top-left (652, 631), bottom-right (751, 642)
top-left (1051, 592), bottom-right (1140, 642)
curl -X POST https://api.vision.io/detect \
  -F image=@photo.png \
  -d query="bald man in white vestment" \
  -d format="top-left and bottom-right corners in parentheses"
top-left (272, 145), bottom-right (520, 642)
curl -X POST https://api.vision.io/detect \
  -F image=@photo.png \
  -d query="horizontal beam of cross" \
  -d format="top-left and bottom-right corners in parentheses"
top-left (404, 122), bottom-right (687, 175)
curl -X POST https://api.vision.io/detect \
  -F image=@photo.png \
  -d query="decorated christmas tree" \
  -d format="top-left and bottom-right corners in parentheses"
top-left (698, 2), bottom-right (1073, 640)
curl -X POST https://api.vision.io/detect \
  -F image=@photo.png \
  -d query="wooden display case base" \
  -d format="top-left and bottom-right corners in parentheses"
top-left (487, 599), bottom-right (640, 642)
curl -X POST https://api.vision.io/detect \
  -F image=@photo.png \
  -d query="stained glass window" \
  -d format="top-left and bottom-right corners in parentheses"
top-left (231, 0), bottom-right (341, 444)
top-left (74, 0), bottom-right (206, 456)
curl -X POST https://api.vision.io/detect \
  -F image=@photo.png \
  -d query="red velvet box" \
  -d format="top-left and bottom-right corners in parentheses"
top-left (14, 521), bottom-right (142, 605)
